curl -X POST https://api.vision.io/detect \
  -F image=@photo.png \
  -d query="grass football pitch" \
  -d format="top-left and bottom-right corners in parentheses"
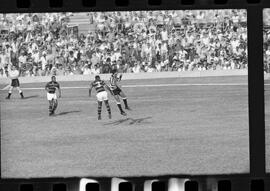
top-left (0, 76), bottom-right (249, 178)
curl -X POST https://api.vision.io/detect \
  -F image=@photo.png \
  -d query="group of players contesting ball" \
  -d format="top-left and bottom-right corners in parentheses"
top-left (4, 65), bottom-right (131, 120)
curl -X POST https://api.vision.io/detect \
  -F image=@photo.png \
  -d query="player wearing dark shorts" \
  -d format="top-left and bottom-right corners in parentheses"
top-left (5, 65), bottom-right (24, 99)
top-left (109, 70), bottom-right (130, 115)
top-left (89, 75), bottom-right (112, 120)
top-left (45, 76), bottom-right (61, 116)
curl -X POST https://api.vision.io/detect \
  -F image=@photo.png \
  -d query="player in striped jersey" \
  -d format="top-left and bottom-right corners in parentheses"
top-left (89, 75), bottom-right (113, 120)
top-left (109, 70), bottom-right (130, 115)
top-left (5, 65), bottom-right (24, 99)
top-left (45, 76), bottom-right (61, 116)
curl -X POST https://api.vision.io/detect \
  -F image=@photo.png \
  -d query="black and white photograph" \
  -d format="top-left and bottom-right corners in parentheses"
top-left (0, 10), bottom-right (249, 178)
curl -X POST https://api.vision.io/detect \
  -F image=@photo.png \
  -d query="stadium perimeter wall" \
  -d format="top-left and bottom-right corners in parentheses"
top-left (0, 69), bottom-right (248, 85)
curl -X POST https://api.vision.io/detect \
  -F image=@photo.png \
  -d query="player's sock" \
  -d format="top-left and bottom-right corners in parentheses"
top-left (53, 100), bottom-right (58, 111)
top-left (104, 100), bottom-right (111, 119)
top-left (49, 102), bottom-right (53, 115)
top-left (117, 103), bottom-right (124, 113)
top-left (122, 98), bottom-right (129, 109)
top-left (20, 92), bottom-right (24, 99)
top-left (6, 93), bottom-right (11, 99)
top-left (117, 103), bottom-right (127, 116)
top-left (98, 101), bottom-right (102, 119)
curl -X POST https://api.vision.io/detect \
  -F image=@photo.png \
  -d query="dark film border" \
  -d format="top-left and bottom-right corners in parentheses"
top-left (0, 0), bottom-right (269, 189)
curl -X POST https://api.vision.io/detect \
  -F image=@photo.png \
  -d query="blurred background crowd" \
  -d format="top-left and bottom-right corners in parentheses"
top-left (0, 10), bottom-right (247, 77)
top-left (264, 9), bottom-right (270, 73)
top-left (264, 12), bottom-right (270, 73)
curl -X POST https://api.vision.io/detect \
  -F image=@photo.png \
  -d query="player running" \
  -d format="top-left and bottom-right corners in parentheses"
top-left (89, 75), bottom-right (112, 120)
top-left (109, 70), bottom-right (130, 115)
top-left (45, 76), bottom-right (61, 116)
top-left (5, 65), bottom-right (24, 99)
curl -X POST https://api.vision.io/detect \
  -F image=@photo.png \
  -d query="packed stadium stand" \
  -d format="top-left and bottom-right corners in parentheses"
top-left (0, 10), bottom-right (247, 77)
top-left (264, 9), bottom-right (270, 73)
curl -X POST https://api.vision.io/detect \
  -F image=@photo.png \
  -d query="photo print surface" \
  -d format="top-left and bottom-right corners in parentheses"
top-left (0, 10), bottom-right (249, 178)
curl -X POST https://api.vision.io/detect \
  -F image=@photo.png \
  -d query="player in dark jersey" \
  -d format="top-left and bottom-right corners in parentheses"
top-left (109, 69), bottom-right (130, 114)
top-left (89, 75), bottom-right (114, 120)
top-left (45, 76), bottom-right (61, 116)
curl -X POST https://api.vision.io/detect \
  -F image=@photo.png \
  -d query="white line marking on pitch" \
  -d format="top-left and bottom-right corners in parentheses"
top-left (0, 83), bottom-right (248, 90)
top-left (1, 84), bottom-right (10, 90)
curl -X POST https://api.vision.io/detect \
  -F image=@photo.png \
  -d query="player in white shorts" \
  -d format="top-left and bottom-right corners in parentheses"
top-left (109, 69), bottom-right (130, 115)
top-left (5, 65), bottom-right (24, 99)
top-left (45, 76), bottom-right (61, 116)
top-left (89, 75), bottom-right (112, 120)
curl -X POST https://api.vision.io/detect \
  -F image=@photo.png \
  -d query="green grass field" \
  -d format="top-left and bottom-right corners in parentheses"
top-left (0, 76), bottom-right (249, 178)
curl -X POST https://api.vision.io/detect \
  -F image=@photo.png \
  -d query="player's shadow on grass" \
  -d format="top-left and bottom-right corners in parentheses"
top-left (23, 95), bottom-right (39, 99)
top-left (104, 117), bottom-right (152, 126)
top-left (57, 110), bottom-right (81, 116)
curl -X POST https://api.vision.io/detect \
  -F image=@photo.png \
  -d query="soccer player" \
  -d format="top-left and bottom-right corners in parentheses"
top-left (5, 65), bottom-right (24, 99)
top-left (109, 69), bottom-right (130, 115)
top-left (45, 76), bottom-right (61, 116)
top-left (89, 75), bottom-right (112, 120)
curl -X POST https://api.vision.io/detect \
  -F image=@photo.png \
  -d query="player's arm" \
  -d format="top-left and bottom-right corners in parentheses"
top-left (5, 64), bottom-right (11, 77)
top-left (105, 83), bottom-right (113, 94)
top-left (89, 83), bottom-right (93, 97)
top-left (118, 73), bottom-right (122, 81)
top-left (5, 68), bottom-right (9, 77)
top-left (105, 80), bottom-right (114, 95)
top-left (57, 83), bottom-right (61, 98)
top-left (114, 79), bottom-right (122, 89)
top-left (102, 80), bottom-right (112, 94)
top-left (45, 83), bottom-right (50, 93)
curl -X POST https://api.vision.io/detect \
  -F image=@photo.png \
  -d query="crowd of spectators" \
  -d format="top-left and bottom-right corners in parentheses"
top-left (264, 26), bottom-right (270, 73)
top-left (264, 9), bottom-right (270, 73)
top-left (0, 10), bottom-right (247, 77)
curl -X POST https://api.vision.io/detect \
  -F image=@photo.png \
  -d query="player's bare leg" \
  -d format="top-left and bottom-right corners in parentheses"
top-left (48, 100), bottom-right (54, 116)
top-left (16, 87), bottom-right (24, 99)
top-left (114, 95), bottom-right (126, 116)
top-left (119, 91), bottom-right (130, 110)
top-left (97, 101), bottom-right (102, 120)
top-left (51, 99), bottom-right (55, 115)
top-left (6, 87), bottom-right (13, 99)
top-left (104, 100), bottom-right (112, 119)
top-left (52, 99), bottom-right (58, 114)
